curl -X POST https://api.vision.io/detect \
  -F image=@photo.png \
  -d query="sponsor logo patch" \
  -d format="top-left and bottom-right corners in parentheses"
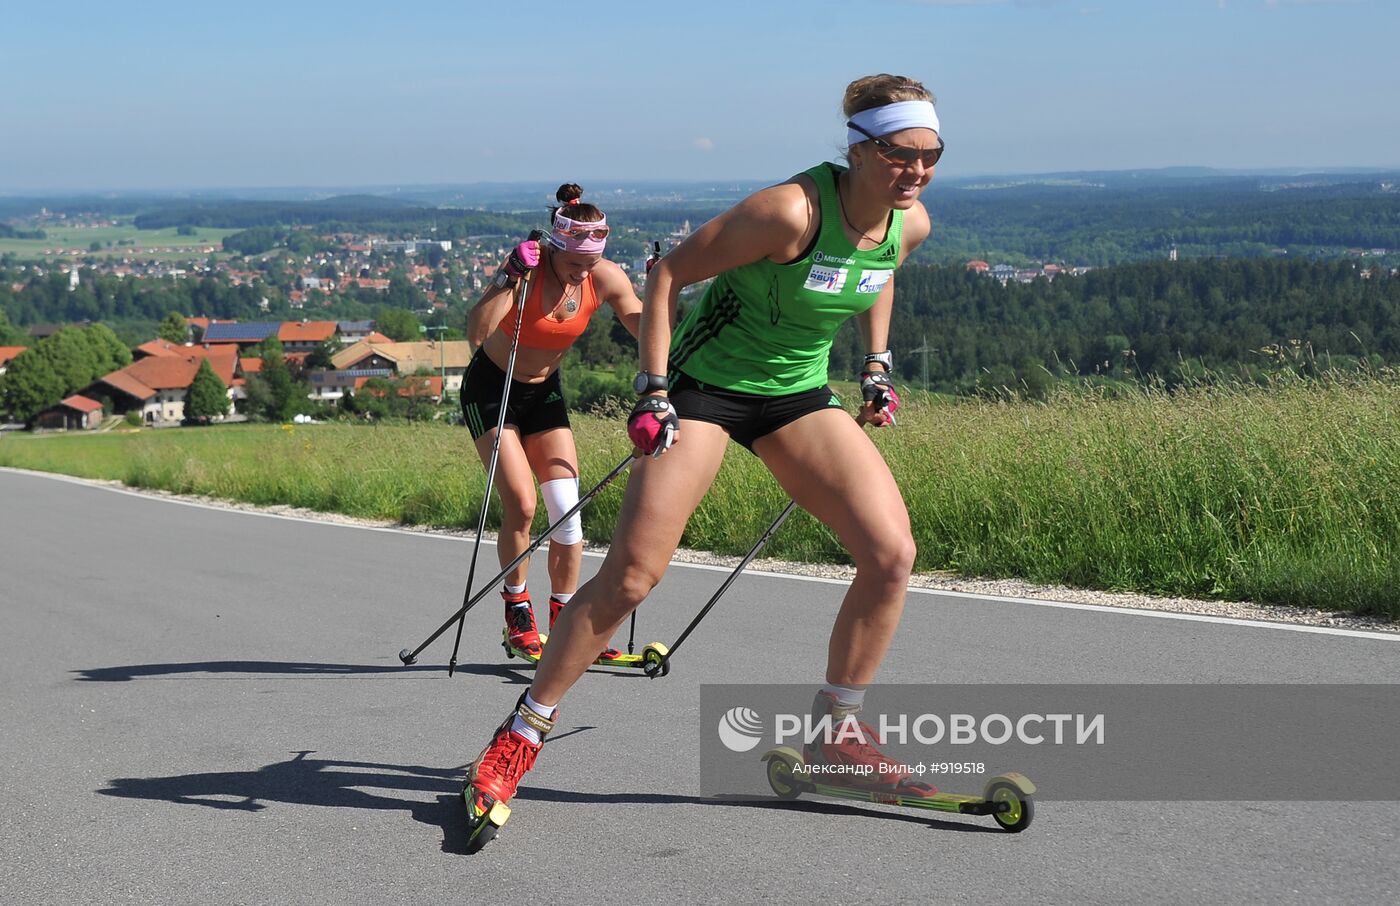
top-left (855, 270), bottom-right (893, 294)
top-left (804, 264), bottom-right (848, 294)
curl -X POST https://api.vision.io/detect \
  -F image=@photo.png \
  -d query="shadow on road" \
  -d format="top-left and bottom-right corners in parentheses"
top-left (98, 748), bottom-right (995, 856)
top-left (72, 660), bottom-right (533, 684)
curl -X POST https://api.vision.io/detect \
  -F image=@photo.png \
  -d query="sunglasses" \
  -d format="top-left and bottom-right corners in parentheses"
top-left (847, 121), bottom-right (945, 169)
top-left (555, 225), bottom-right (610, 240)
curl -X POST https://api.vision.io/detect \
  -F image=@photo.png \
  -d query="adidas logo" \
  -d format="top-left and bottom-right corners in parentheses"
top-left (544, 392), bottom-right (562, 404)
top-left (876, 245), bottom-right (898, 262)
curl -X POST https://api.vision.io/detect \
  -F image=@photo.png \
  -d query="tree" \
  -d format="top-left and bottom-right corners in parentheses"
top-left (186, 359), bottom-right (228, 422)
top-left (304, 337), bottom-right (343, 370)
top-left (0, 350), bottom-right (64, 423)
top-left (0, 307), bottom-right (27, 345)
top-left (374, 305), bottom-right (422, 342)
top-left (254, 350), bottom-right (299, 421)
top-left (158, 312), bottom-right (188, 344)
top-left (84, 323), bottom-right (131, 376)
top-left (34, 328), bottom-right (100, 397)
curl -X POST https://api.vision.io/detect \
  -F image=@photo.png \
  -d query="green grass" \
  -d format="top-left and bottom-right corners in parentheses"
top-left (4, 373), bottom-right (1399, 618)
top-left (0, 221), bottom-right (238, 259)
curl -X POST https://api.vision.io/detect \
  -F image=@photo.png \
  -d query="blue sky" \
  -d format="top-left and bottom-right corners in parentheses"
top-left (1, 0), bottom-right (1395, 191)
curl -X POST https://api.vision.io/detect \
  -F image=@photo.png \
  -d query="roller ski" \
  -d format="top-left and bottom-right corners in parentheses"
top-left (500, 594), bottom-right (671, 675)
top-left (462, 693), bottom-right (552, 854)
top-left (760, 690), bottom-right (1035, 832)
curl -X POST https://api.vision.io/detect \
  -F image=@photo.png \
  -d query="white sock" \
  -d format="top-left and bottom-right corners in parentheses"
top-left (551, 591), bottom-right (573, 604)
top-left (504, 583), bottom-right (526, 595)
top-left (509, 692), bottom-right (557, 745)
top-left (821, 684), bottom-right (866, 709)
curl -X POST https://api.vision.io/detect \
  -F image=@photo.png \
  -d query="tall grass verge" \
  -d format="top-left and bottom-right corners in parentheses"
top-left (3, 371), bottom-right (1398, 618)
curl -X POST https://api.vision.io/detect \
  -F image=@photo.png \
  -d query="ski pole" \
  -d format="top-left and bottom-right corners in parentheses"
top-left (445, 232), bottom-right (544, 677)
top-left (399, 452), bottom-right (637, 667)
top-left (625, 240), bottom-right (661, 659)
top-left (643, 499), bottom-right (799, 678)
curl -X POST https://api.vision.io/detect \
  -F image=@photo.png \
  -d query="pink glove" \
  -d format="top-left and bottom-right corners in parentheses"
top-left (628, 396), bottom-right (679, 457)
top-left (504, 239), bottom-right (540, 280)
top-left (860, 371), bottom-right (900, 427)
top-left (645, 241), bottom-right (661, 274)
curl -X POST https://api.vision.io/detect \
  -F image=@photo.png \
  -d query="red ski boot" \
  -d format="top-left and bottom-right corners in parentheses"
top-left (503, 589), bottom-right (542, 657)
top-left (462, 693), bottom-right (555, 853)
top-left (802, 690), bottom-right (938, 797)
top-left (549, 595), bottom-right (622, 662)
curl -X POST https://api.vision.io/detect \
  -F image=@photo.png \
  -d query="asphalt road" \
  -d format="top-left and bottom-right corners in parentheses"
top-left (2, 468), bottom-right (1399, 905)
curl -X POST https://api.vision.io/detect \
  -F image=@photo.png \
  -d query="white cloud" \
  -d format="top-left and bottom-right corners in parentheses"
top-left (694, 137), bottom-right (716, 152)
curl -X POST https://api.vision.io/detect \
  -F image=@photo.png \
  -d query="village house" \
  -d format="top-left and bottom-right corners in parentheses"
top-left (329, 338), bottom-right (472, 394)
top-left (278, 320), bottom-right (338, 353)
top-left (32, 394), bottom-right (104, 431)
top-left (83, 346), bottom-right (243, 426)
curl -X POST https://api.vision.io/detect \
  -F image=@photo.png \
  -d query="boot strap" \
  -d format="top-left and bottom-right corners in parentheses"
top-left (515, 701), bottom-right (555, 736)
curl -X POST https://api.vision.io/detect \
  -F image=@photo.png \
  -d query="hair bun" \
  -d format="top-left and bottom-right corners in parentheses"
top-left (555, 182), bottom-right (584, 205)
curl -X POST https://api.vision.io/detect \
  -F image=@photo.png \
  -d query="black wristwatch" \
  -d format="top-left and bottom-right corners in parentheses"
top-left (633, 371), bottom-right (669, 395)
top-left (492, 269), bottom-right (519, 290)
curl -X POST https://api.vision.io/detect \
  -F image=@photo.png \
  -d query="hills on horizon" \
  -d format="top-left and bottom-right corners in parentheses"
top-left (3, 165), bottom-right (1398, 212)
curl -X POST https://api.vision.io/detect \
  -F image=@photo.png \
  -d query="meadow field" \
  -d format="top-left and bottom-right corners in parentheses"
top-left (0, 221), bottom-right (238, 259)
top-left (4, 375), bottom-right (1399, 618)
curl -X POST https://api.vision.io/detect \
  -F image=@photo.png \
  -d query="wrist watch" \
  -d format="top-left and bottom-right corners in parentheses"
top-left (492, 269), bottom-right (518, 289)
top-left (863, 350), bottom-right (894, 372)
top-left (633, 371), bottom-right (669, 395)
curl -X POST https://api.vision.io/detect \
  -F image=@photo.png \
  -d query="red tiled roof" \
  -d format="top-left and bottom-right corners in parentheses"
top-left (60, 394), bottom-right (104, 413)
top-left (99, 370), bottom-right (157, 401)
top-left (0, 346), bottom-right (27, 367)
top-left (241, 357), bottom-right (263, 374)
top-left (365, 331), bottom-right (393, 344)
top-left (105, 345), bottom-right (239, 394)
top-left (278, 320), bottom-right (338, 343)
top-left (135, 338), bottom-right (185, 358)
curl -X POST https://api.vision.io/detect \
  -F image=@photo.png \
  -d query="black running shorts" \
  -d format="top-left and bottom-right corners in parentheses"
top-left (669, 370), bottom-right (845, 451)
top-left (460, 350), bottom-right (570, 440)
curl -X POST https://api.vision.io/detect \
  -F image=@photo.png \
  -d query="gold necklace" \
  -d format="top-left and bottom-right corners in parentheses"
top-left (837, 172), bottom-right (884, 247)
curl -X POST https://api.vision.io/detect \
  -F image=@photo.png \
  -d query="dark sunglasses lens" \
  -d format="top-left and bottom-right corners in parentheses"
top-left (882, 145), bottom-right (942, 168)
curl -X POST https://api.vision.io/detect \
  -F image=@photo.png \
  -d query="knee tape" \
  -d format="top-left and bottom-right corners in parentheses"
top-left (540, 477), bottom-right (582, 544)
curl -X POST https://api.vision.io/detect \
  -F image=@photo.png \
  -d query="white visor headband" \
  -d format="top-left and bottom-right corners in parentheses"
top-left (846, 100), bottom-right (940, 147)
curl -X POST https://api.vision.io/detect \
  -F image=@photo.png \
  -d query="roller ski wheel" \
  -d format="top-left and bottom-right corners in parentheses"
top-left (764, 746), bottom-right (808, 800)
top-left (985, 774), bottom-right (1036, 833)
top-left (461, 784), bottom-right (511, 854)
top-left (761, 747), bottom-right (1036, 833)
top-left (580, 641), bottom-right (666, 673)
top-left (549, 597), bottom-right (666, 673)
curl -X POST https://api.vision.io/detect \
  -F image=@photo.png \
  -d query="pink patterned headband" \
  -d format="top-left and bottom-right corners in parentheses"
top-left (549, 212), bottom-right (609, 255)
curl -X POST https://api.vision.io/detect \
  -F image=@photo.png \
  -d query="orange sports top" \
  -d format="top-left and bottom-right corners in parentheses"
top-left (495, 272), bottom-right (603, 350)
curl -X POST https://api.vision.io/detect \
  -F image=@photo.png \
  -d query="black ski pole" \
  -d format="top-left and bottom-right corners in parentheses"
top-left (444, 233), bottom-right (543, 677)
top-left (643, 499), bottom-right (799, 677)
top-left (399, 452), bottom-right (636, 667)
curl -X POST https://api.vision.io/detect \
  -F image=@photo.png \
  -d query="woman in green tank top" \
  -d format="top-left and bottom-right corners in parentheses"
top-left (462, 74), bottom-right (947, 842)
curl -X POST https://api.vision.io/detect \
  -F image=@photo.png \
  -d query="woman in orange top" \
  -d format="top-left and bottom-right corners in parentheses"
top-left (464, 184), bottom-right (642, 658)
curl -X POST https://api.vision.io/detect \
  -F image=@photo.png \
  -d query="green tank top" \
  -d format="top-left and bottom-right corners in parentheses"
top-left (669, 162), bottom-right (904, 395)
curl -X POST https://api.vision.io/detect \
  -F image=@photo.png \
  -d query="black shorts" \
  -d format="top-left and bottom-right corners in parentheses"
top-left (669, 371), bottom-right (845, 451)
top-left (460, 350), bottom-right (570, 440)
